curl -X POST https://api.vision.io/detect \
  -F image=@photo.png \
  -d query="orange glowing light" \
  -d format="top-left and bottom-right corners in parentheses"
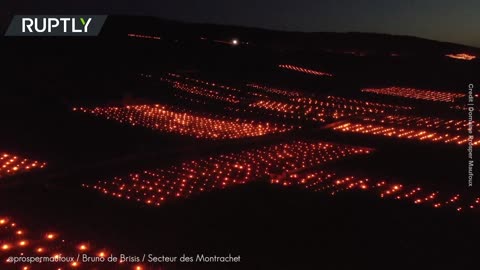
top-left (98, 251), bottom-right (107, 258)
top-left (18, 240), bottom-right (28, 247)
top-left (445, 53), bottom-right (476, 61)
top-left (279, 64), bottom-right (334, 77)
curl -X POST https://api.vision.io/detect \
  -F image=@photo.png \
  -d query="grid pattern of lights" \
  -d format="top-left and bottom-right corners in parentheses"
top-left (278, 64), bottom-right (334, 77)
top-left (445, 53), bottom-right (476, 61)
top-left (83, 141), bottom-right (372, 206)
top-left (0, 153), bottom-right (46, 179)
top-left (248, 100), bottom-right (327, 122)
top-left (271, 170), bottom-right (480, 212)
top-left (74, 105), bottom-right (294, 140)
top-left (361, 87), bottom-right (465, 102)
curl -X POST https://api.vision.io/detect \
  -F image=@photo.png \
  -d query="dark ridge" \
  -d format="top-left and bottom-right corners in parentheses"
top-left (102, 15), bottom-right (480, 55)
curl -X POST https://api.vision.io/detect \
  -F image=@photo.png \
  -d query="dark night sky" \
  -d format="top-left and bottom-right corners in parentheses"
top-left (3, 0), bottom-right (479, 47)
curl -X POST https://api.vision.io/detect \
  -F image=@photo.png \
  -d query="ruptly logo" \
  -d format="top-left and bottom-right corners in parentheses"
top-left (5, 15), bottom-right (108, 36)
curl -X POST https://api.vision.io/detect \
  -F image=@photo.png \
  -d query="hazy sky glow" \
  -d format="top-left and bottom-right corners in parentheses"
top-left (3, 0), bottom-right (479, 47)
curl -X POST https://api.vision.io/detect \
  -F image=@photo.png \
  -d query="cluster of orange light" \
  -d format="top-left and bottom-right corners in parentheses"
top-left (83, 141), bottom-right (372, 206)
top-left (361, 87), bottom-right (465, 102)
top-left (330, 121), bottom-right (480, 146)
top-left (0, 216), bottom-right (146, 270)
top-left (272, 170), bottom-right (480, 212)
top-left (127, 33), bottom-right (161, 40)
top-left (445, 53), bottom-right (476, 61)
top-left (0, 153), bottom-right (46, 179)
top-left (278, 64), bottom-right (334, 77)
top-left (246, 84), bottom-right (304, 98)
top-left (74, 105), bottom-right (293, 139)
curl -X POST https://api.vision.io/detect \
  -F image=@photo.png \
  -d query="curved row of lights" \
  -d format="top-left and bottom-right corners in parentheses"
top-left (156, 75), bottom-right (241, 105)
top-left (172, 81), bottom-right (242, 104)
top-left (73, 104), bottom-right (294, 140)
top-left (0, 216), bottom-right (148, 269)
